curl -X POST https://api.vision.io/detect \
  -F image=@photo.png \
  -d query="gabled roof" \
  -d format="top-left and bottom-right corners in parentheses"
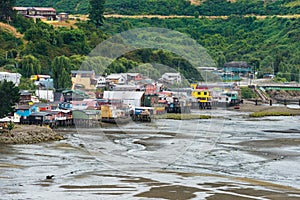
top-left (71, 70), bottom-right (95, 74)
top-left (13, 7), bottom-right (56, 12)
top-left (106, 73), bottom-right (126, 79)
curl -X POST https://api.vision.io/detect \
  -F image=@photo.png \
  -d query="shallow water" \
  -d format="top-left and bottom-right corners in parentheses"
top-left (1, 109), bottom-right (300, 199)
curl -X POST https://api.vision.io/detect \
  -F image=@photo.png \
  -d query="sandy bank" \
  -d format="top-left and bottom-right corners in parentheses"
top-left (229, 100), bottom-right (300, 114)
top-left (0, 125), bottom-right (64, 144)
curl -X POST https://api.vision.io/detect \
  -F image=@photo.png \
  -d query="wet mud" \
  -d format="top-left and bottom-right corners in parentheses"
top-left (1, 110), bottom-right (300, 199)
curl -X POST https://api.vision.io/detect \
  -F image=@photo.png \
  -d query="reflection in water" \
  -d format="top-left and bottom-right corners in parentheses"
top-left (1, 111), bottom-right (300, 199)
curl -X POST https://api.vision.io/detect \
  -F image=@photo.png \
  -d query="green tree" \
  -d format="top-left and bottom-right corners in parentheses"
top-left (19, 55), bottom-right (42, 77)
top-left (0, 80), bottom-right (20, 118)
top-left (241, 86), bottom-right (257, 99)
top-left (51, 56), bottom-right (72, 89)
top-left (0, 0), bottom-right (16, 22)
top-left (89, 0), bottom-right (105, 27)
top-left (18, 76), bottom-right (37, 90)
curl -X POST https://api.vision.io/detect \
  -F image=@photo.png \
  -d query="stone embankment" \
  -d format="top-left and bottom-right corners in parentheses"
top-left (0, 125), bottom-right (64, 144)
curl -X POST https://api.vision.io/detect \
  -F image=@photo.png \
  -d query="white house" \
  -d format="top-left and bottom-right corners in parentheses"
top-left (35, 89), bottom-right (54, 102)
top-left (103, 91), bottom-right (144, 107)
top-left (161, 73), bottom-right (181, 84)
top-left (0, 72), bottom-right (21, 86)
top-left (95, 75), bottom-right (106, 87)
top-left (106, 73), bottom-right (127, 84)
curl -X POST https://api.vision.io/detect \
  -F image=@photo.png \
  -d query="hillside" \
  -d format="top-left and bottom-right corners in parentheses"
top-left (1, 13), bottom-right (300, 85)
top-left (0, 22), bottom-right (23, 38)
top-left (15, 0), bottom-right (300, 15)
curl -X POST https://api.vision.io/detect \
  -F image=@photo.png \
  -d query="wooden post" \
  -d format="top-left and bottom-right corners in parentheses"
top-left (270, 99), bottom-right (272, 106)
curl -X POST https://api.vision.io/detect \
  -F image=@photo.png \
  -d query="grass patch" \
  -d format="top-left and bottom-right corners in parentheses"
top-left (249, 111), bottom-right (294, 118)
top-left (154, 113), bottom-right (212, 120)
top-left (285, 0), bottom-right (300, 8)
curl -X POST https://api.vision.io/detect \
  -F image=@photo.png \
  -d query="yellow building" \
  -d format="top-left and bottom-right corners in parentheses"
top-left (71, 70), bottom-right (96, 90)
top-left (191, 89), bottom-right (212, 103)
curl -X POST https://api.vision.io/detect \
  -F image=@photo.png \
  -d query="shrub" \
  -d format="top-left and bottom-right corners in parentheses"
top-left (241, 86), bottom-right (257, 99)
top-left (7, 122), bottom-right (15, 130)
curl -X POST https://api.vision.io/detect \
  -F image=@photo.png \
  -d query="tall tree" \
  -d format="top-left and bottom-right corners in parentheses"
top-left (0, 0), bottom-right (16, 22)
top-left (19, 55), bottom-right (42, 78)
top-left (0, 80), bottom-right (20, 118)
top-left (51, 56), bottom-right (72, 90)
top-left (89, 0), bottom-right (105, 27)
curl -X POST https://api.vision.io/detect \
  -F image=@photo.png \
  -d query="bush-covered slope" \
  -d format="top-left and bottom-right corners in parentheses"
top-left (1, 15), bottom-right (300, 86)
top-left (16, 0), bottom-right (300, 15)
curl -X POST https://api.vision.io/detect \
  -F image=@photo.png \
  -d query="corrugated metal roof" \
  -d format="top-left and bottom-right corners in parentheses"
top-left (106, 73), bottom-right (125, 79)
top-left (30, 112), bottom-right (51, 117)
top-left (71, 70), bottom-right (95, 74)
top-left (103, 91), bottom-right (144, 100)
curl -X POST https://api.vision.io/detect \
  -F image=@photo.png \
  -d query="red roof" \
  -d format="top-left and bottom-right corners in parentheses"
top-left (13, 7), bottom-right (56, 12)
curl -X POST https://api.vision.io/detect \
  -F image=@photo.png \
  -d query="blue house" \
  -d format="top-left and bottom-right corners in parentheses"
top-left (15, 104), bottom-right (39, 124)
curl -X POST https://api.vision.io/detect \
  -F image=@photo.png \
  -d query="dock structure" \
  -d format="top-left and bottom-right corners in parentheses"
top-left (72, 110), bottom-right (100, 128)
top-left (259, 84), bottom-right (300, 91)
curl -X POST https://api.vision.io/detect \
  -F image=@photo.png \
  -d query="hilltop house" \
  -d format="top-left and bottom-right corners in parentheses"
top-left (57, 12), bottom-right (69, 21)
top-left (13, 7), bottom-right (56, 20)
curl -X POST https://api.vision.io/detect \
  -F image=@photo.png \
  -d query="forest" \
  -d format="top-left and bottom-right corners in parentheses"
top-left (103, 16), bottom-right (300, 82)
top-left (0, 1), bottom-right (299, 91)
top-left (2, 15), bottom-right (300, 85)
top-left (16, 0), bottom-right (300, 15)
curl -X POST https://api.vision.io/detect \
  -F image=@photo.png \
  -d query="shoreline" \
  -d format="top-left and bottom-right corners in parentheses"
top-left (228, 100), bottom-right (300, 116)
top-left (1, 103), bottom-right (299, 144)
top-left (0, 125), bottom-right (64, 144)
